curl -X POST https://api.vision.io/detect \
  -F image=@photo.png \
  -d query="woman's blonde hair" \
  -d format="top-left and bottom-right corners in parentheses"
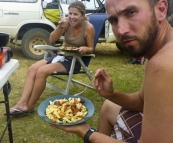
top-left (68, 1), bottom-right (88, 21)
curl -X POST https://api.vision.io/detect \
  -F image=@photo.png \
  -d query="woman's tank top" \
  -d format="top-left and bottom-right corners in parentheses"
top-left (63, 21), bottom-right (87, 47)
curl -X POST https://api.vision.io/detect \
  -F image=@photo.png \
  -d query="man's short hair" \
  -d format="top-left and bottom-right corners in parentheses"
top-left (148, 0), bottom-right (159, 8)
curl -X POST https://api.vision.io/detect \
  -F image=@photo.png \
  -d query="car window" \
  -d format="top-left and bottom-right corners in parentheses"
top-left (61, 0), bottom-right (75, 4)
top-left (0, 0), bottom-right (37, 2)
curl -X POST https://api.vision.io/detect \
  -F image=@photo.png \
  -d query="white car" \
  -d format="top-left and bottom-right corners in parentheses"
top-left (0, 0), bottom-right (74, 60)
top-left (0, 0), bottom-right (116, 60)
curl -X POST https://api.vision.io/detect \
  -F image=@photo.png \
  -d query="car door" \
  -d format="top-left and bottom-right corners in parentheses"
top-left (0, 0), bottom-right (40, 37)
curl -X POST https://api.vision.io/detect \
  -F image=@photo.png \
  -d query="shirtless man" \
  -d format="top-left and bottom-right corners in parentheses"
top-left (52, 0), bottom-right (173, 142)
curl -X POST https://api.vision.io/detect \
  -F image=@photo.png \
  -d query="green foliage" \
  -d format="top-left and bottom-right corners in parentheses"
top-left (0, 43), bottom-right (144, 143)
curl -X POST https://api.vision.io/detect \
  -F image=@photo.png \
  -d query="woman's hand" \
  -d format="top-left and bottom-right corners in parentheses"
top-left (49, 18), bottom-right (69, 42)
top-left (78, 46), bottom-right (88, 54)
top-left (93, 68), bottom-right (114, 98)
top-left (58, 18), bottom-right (69, 28)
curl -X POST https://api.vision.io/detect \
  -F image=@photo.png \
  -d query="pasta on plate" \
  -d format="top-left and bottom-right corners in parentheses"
top-left (60, 46), bottom-right (78, 50)
top-left (46, 97), bottom-right (88, 123)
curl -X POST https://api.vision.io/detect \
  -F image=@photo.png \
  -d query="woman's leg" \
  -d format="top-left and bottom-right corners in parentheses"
top-left (27, 62), bottom-right (67, 110)
top-left (98, 99), bottom-right (121, 136)
top-left (10, 60), bottom-right (47, 112)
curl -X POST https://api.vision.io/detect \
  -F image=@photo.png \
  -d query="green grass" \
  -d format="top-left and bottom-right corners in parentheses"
top-left (0, 43), bottom-right (144, 143)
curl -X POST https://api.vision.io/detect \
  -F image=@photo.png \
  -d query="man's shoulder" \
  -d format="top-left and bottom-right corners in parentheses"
top-left (158, 41), bottom-right (173, 58)
top-left (147, 43), bottom-right (173, 71)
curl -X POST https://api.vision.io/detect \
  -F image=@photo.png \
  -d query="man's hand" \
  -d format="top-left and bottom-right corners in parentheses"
top-left (93, 68), bottom-right (114, 98)
top-left (51, 122), bottom-right (91, 138)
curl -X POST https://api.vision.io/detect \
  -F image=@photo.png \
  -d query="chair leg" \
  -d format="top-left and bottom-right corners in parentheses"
top-left (64, 57), bottom-right (77, 94)
top-left (45, 56), bottom-right (94, 95)
top-left (46, 82), bottom-right (66, 94)
top-left (77, 57), bottom-right (93, 80)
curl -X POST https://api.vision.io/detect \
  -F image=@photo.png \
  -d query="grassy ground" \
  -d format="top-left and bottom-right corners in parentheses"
top-left (0, 43), bottom-right (145, 143)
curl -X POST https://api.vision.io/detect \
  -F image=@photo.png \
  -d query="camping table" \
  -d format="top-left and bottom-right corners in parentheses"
top-left (0, 59), bottom-right (19, 143)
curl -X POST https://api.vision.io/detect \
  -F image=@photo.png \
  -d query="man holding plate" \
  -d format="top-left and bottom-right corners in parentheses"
top-left (52, 0), bottom-right (173, 143)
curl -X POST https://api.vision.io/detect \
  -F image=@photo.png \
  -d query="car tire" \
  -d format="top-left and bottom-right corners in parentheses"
top-left (21, 28), bottom-right (51, 60)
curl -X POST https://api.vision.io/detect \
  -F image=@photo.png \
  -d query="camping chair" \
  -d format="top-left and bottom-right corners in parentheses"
top-left (34, 13), bottom-right (107, 95)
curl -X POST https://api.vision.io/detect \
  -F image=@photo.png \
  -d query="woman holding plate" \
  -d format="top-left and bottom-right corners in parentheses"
top-left (5, 1), bottom-right (95, 117)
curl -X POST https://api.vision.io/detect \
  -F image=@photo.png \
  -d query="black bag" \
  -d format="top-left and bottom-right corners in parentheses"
top-left (46, 2), bottom-right (59, 9)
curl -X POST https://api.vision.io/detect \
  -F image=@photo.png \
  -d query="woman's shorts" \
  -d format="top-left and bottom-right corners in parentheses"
top-left (46, 55), bottom-right (81, 73)
top-left (111, 108), bottom-right (143, 143)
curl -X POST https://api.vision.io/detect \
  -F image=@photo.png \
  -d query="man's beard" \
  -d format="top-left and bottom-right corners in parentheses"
top-left (119, 12), bottom-right (159, 57)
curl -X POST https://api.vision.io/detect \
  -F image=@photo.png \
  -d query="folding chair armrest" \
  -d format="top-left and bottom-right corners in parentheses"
top-left (58, 51), bottom-right (95, 57)
top-left (33, 45), bottom-right (95, 57)
top-left (34, 45), bottom-right (60, 59)
top-left (81, 54), bottom-right (95, 57)
top-left (33, 45), bottom-right (95, 60)
top-left (34, 45), bottom-right (59, 50)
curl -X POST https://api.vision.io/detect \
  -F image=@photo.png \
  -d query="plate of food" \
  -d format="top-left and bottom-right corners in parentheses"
top-left (38, 95), bottom-right (95, 126)
top-left (59, 46), bottom-right (78, 52)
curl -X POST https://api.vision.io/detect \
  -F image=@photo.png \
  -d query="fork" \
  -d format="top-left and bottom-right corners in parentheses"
top-left (74, 68), bottom-right (107, 96)
top-left (74, 78), bottom-right (95, 96)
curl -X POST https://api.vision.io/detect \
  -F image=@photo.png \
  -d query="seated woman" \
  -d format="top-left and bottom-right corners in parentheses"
top-left (6, 1), bottom-right (95, 117)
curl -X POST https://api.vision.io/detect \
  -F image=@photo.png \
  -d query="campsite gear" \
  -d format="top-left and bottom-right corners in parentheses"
top-left (43, 2), bottom-right (60, 24)
top-left (129, 57), bottom-right (145, 65)
top-left (0, 33), bottom-right (13, 67)
top-left (34, 13), bottom-right (108, 95)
